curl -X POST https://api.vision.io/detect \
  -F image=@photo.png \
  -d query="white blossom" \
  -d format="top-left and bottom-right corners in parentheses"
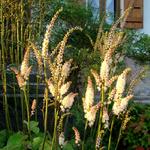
top-left (85, 103), bottom-right (99, 127)
top-left (61, 59), bottom-right (72, 78)
top-left (113, 95), bottom-right (133, 116)
top-left (115, 68), bottom-right (131, 98)
top-left (60, 92), bottom-right (78, 112)
top-left (83, 76), bottom-right (94, 113)
top-left (59, 132), bottom-right (65, 147)
top-left (102, 107), bottom-right (109, 128)
top-left (47, 79), bottom-right (55, 96)
top-left (60, 81), bottom-right (72, 96)
top-left (100, 60), bottom-right (109, 82)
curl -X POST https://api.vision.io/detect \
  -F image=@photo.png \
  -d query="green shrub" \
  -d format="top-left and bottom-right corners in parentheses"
top-left (124, 31), bottom-right (150, 62)
top-left (123, 103), bottom-right (150, 149)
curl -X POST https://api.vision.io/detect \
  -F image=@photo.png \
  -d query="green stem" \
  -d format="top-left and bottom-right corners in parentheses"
top-left (97, 84), bottom-right (104, 138)
top-left (1, 2), bottom-right (11, 131)
top-left (13, 84), bottom-right (19, 130)
top-left (82, 120), bottom-right (88, 150)
top-left (35, 75), bottom-right (40, 121)
top-left (44, 88), bottom-right (48, 132)
top-left (115, 128), bottom-right (122, 150)
top-left (108, 116), bottom-right (115, 150)
top-left (16, 18), bottom-right (20, 65)
top-left (23, 87), bottom-right (30, 137)
top-left (51, 109), bottom-right (58, 150)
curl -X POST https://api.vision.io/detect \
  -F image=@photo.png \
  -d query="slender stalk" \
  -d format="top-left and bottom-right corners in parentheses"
top-left (115, 127), bottom-right (122, 150)
top-left (21, 91), bottom-right (25, 130)
top-left (16, 18), bottom-right (20, 65)
top-left (35, 75), bottom-right (40, 121)
top-left (23, 87), bottom-right (30, 137)
top-left (51, 109), bottom-right (58, 150)
top-left (97, 83), bottom-right (104, 137)
top-left (1, 2), bottom-right (11, 131)
top-left (108, 116), bottom-right (115, 150)
top-left (42, 58), bottom-right (49, 149)
top-left (20, 0), bottom-right (24, 61)
top-left (44, 88), bottom-right (49, 133)
top-left (82, 120), bottom-right (88, 150)
top-left (13, 84), bottom-right (19, 130)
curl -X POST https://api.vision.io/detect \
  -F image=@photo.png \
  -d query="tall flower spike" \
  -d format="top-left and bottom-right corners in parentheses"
top-left (85, 103), bottom-right (100, 127)
top-left (72, 127), bottom-right (81, 146)
top-left (91, 69), bottom-right (101, 90)
top-left (56, 27), bottom-right (82, 66)
top-left (100, 59), bottom-right (110, 82)
top-left (60, 92), bottom-right (78, 112)
top-left (16, 73), bottom-right (26, 89)
top-left (60, 81), bottom-right (72, 96)
top-left (108, 88), bottom-right (116, 102)
top-left (102, 107), bottom-right (109, 128)
top-left (30, 42), bottom-right (43, 74)
top-left (107, 75), bottom-right (118, 87)
top-left (59, 132), bottom-right (65, 148)
top-left (21, 47), bottom-right (30, 77)
top-left (42, 8), bottom-right (63, 59)
top-left (10, 47), bottom-right (32, 89)
top-left (83, 76), bottom-right (94, 113)
top-left (61, 59), bottom-right (73, 80)
top-left (10, 68), bottom-right (26, 89)
top-left (115, 68), bottom-right (131, 98)
top-left (112, 94), bottom-right (133, 116)
top-left (31, 99), bottom-right (36, 116)
top-left (47, 79), bottom-right (55, 97)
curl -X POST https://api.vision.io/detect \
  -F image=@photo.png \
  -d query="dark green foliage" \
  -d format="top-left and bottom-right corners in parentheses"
top-left (123, 103), bottom-right (150, 149)
top-left (124, 31), bottom-right (150, 62)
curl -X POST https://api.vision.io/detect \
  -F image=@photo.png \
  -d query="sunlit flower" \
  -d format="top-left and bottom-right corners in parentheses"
top-left (31, 99), bottom-right (36, 116)
top-left (59, 132), bottom-right (65, 147)
top-left (72, 127), bottom-right (81, 145)
top-left (42, 8), bottom-right (63, 59)
top-left (16, 74), bottom-right (26, 89)
top-left (85, 104), bottom-right (99, 127)
top-left (115, 68), bottom-right (131, 98)
top-left (60, 92), bottom-right (78, 112)
top-left (91, 69), bottom-right (101, 90)
top-left (113, 95), bottom-right (133, 116)
top-left (61, 59), bottom-right (72, 79)
top-left (47, 79), bottom-right (55, 96)
top-left (60, 81), bottom-right (72, 96)
top-left (83, 76), bottom-right (94, 113)
top-left (102, 107), bottom-right (109, 128)
top-left (100, 60), bottom-right (109, 82)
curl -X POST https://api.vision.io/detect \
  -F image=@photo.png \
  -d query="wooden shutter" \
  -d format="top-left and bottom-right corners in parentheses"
top-left (100, 0), bottom-right (106, 17)
top-left (124, 0), bottom-right (143, 29)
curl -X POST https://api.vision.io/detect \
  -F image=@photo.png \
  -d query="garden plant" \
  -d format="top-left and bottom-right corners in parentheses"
top-left (0, 1), bottom-right (149, 150)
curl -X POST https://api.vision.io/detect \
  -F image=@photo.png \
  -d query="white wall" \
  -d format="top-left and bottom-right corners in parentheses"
top-left (140, 0), bottom-right (150, 35)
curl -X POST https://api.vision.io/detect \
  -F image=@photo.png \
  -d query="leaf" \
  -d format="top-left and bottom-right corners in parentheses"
top-left (39, 140), bottom-right (51, 150)
top-left (24, 120), bottom-right (40, 135)
top-left (0, 130), bottom-right (7, 148)
top-left (32, 137), bottom-right (43, 150)
top-left (30, 121), bottom-right (40, 135)
top-left (7, 132), bottom-right (27, 146)
top-left (1, 132), bottom-right (27, 150)
top-left (63, 143), bottom-right (74, 150)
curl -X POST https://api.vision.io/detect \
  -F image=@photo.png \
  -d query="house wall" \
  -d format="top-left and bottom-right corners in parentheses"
top-left (140, 0), bottom-right (150, 35)
top-left (90, 0), bottom-right (150, 35)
